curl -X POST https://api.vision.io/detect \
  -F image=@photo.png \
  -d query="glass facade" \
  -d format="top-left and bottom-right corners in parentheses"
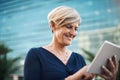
top-left (0, 0), bottom-right (120, 75)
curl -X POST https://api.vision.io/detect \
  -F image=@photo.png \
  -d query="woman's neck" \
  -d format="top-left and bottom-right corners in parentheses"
top-left (48, 41), bottom-right (66, 53)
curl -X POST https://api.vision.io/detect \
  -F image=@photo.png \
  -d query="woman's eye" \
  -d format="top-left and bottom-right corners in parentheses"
top-left (66, 25), bottom-right (72, 29)
top-left (75, 27), bottom-right (78, 31)
top-left (65, 24), bottom-right (78, 31)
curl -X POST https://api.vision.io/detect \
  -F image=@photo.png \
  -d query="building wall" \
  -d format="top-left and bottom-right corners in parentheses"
top-left (79, 24), bottom-right (120, 54)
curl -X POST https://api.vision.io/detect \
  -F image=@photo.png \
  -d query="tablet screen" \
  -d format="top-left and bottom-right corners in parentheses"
top-left (87, 41), bottom-right (120, 74)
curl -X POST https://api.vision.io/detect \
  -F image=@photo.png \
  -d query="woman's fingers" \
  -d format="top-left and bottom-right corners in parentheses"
top-left (102, 65), bottom-right (112, 77)
top-left (100, 74), bottom-right (109, 80)
top-left (107, 58), bottom-right (115, 72)
top-left (81, 73), bottom-right (94, 80)
top-left (112, 55), bottom-right (119, 71)
top-left (100, 55), bottom-right (119, 80)
top-left (100, 66), bottom-right (112, 80)
top-left (108, 55), bottom-right (119, 74)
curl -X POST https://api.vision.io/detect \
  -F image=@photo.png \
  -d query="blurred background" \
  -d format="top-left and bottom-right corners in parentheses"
top-left (0, 0), bottom-right (120, 80)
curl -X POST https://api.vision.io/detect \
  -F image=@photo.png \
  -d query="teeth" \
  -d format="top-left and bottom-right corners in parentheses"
top-left (65, 34), bottom-right (73, 39)
top-left (65, 34), bottom-right (70, 37)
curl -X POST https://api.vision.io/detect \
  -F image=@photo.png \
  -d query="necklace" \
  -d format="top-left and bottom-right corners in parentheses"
top-left (63, 51), bottom-right (69, 62)
top-left (54, 50), bottom-right (69, 63)
top-left (47, 45), bottom-right (69, 64)
top-left (44, 45), bottom-right (70, 64)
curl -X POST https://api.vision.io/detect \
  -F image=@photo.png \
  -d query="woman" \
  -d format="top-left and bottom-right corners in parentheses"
top-left (24, 6), bottom-right (118, 80)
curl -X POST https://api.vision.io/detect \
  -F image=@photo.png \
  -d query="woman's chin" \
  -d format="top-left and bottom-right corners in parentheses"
top-left (64, 42), bottom-right (72, 46)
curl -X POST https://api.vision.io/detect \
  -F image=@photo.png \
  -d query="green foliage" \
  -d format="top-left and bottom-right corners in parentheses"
top-left (81, 48), bottom-right (95, 62)
top-left (0, 43), bottom-right (21, 80)
top-left (0, 43), bottom-right (12, 55)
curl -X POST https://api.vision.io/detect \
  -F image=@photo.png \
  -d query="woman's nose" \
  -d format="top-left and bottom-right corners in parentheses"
top-left (70, 29), bottom-right (77, 36)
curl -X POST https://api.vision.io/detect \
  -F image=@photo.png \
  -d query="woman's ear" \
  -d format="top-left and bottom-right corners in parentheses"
top-left (49, 21), bottom-right (56, 32)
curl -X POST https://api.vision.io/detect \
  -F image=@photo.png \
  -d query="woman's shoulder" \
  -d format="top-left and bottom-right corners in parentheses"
top-left (25, 47), bottom-right (47, 60)
top-left (28, 46), bottom-right (46, 52)
top-left (27, 47), bottom-right (43, 55)
top-left (72, 52), bottom-right (86, 65)
top-left (67, 49), bottom-right (84, 59)
top-left (72, 52), bottom-right (85, 60)
top-left (72, 52), bottom-right (83, 56)
top-left (27, 47), bottom-right (50, 55)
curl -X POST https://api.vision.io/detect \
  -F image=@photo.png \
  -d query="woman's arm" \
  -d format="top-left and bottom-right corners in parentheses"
top-left (65, 65), bottom-right (94, 80)
top-left (24, 48), bottom-right (41, 80)
top-left (65, 55), bottom-right (118, 80)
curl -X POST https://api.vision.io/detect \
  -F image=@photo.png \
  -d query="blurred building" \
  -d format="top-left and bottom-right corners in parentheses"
top-left (0, 0), bottom-right (120, 77)
top-left (79, 24), bottom-right (120, 53)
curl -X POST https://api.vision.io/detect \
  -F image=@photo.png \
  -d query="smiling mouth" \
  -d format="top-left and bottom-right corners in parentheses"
top-left (65, 34), bottom-right (73, 41)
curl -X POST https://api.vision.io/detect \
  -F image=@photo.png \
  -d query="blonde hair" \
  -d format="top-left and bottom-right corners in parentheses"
top-left (48, 6), bottom-right (81, 27)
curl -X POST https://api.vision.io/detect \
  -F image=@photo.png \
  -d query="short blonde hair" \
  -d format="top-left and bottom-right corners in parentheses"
top-left (48, 6), bottom-right (81, 27)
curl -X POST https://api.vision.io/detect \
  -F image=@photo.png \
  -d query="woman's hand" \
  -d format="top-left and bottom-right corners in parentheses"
top-left (65, 65), bottom-right (94, 80)
top-left (100, 55), bottom-right (119, 80)
top-left (79, 65), bottom-right (94, 80)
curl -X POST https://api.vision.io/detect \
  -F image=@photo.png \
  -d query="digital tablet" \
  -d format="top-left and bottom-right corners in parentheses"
top-left (87, 41), bottom-right (120, 74)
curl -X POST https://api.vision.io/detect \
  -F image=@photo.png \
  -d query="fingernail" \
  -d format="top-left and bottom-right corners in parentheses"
top-left (109, 58), bottom-right (111, 61)
top-left (113, 55), bottom-right (117, 59)
top-left (102, 65), bottom-right (105, 68)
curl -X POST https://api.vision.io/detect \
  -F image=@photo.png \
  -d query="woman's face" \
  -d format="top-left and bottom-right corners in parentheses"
top-left (53, 21), bottom-right (80, 46)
